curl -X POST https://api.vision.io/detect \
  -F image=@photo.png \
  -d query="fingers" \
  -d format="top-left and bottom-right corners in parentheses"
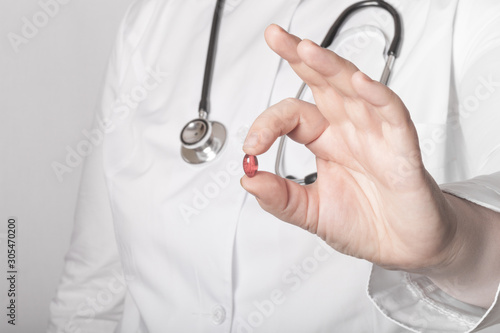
top-left (351, 71), bottom-right (420, 156)
top-left (297, 39), bottom-right (360, 97)
top-left (241, 171), bottom-right (318, 232)
top-left (243, 98), bottom-right (328, 156)
top-left (265, 24), bottom-right (329, 90)
top-left (265, 24), bottom-right (360, 127)
top-left (351, 71), bottom-right (410, 127)
top-left (265, 24), bottom-right (359, 97)
top-left (265, 24), bottom-right (415, 146)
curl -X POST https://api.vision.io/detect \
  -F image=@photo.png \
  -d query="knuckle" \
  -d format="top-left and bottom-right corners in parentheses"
top-left (281, 97), bottom-right (300, 110)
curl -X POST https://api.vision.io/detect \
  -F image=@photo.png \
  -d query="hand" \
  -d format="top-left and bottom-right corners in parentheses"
top-left (241, 24), bottom-right (460, 272)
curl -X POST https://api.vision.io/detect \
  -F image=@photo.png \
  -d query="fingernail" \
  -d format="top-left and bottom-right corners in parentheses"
top-left (243, 132), bottom-right (259, 149)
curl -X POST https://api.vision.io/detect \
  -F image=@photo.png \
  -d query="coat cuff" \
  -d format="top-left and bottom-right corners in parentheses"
top-left (368, 266), bottom-right (500, 332)
top-left (368, 173), bottom-right (500, 332)
top-left (439, 173), bottom-right (500, 214)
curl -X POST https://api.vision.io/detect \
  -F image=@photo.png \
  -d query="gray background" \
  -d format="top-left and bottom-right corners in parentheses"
top-left (0, 0), bottom-right (132, 331)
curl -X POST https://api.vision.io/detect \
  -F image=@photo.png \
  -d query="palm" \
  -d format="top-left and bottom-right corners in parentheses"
top-left (242, 25), bottom-right (455, 271)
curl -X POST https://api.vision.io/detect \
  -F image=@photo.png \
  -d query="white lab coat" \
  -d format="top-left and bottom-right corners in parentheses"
top-left (48, 0), bottom-right (500, 332)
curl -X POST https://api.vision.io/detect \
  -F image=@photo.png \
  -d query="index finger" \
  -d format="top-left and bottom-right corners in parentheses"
top-left (243, 98), bottom-right (328, 156)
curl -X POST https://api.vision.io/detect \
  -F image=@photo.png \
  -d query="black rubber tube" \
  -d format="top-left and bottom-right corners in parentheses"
top-left (320, 0), bottom-right (402, 57)
top-left (199, 0), bottom-right (226, 115)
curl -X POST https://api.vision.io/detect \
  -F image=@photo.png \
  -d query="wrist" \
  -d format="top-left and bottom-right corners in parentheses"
top-left (423, 192), bottom-right (497, 308)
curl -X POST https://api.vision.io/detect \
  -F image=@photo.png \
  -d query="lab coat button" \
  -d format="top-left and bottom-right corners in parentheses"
top-left (211, 305), bottom-right (226, 325)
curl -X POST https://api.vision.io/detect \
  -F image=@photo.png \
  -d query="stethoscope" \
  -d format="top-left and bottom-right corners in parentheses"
top-left (180, 0), bottom-right (402, 185)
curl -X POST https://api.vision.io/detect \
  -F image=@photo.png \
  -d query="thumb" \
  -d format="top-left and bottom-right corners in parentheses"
top-left (241, 171), bottom-right (318, 232)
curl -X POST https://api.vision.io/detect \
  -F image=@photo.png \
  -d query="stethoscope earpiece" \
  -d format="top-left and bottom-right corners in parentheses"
top-left (285, 172), bottom-right (317, 185)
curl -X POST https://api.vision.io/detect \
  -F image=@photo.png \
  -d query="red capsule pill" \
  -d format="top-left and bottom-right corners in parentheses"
top-left (243, 154), bottom-right (258, 177)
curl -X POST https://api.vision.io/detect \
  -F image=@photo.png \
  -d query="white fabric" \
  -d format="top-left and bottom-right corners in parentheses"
top-left (48, 0), bottom-right (500, 332)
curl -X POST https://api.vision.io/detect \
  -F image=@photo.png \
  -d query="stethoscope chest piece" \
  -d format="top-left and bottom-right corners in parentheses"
top-left (180, 118), bottom-right (226, 164)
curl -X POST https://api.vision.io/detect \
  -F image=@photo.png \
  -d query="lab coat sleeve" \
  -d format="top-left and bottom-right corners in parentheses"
top-left (368, 1), bottom-right (500, 332)
top-left (47, 2), bottom-right (143, 332)
top-left (46, 132), bottom-right (125, 333)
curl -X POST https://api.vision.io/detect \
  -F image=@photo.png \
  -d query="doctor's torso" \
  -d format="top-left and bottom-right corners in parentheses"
top-left (100, 0), bottom-right (467, 332)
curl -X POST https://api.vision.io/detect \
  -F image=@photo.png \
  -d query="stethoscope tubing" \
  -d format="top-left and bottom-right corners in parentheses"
top-left (181, 0), bottom-right (403, 176)
top-left (199, 0), bottom-right (226, 118)
top-left (275, 0), bottom-right (402, 185)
